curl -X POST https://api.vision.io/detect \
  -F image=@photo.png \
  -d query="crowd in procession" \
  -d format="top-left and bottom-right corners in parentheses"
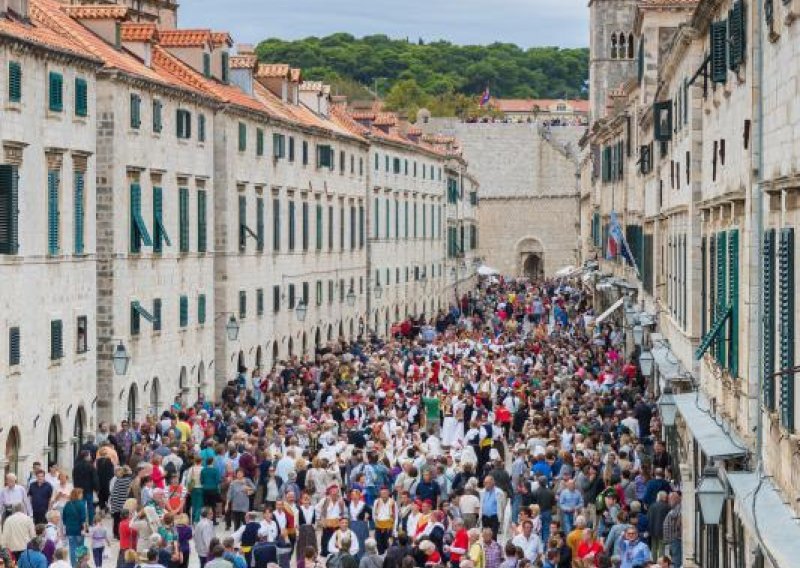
top-left (0, 276), bottom-right (683, 568)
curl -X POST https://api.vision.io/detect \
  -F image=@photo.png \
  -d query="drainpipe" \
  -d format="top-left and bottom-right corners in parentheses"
top-left (752, 0), bottom-right (765, 469)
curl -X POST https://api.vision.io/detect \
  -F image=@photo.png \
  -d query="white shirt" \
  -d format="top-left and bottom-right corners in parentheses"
top-left (327, 528), bottom-right (359, 556)
top-left (512, 533), bottom-right (543, 562)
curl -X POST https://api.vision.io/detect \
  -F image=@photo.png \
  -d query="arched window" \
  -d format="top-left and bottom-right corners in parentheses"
top-left (610, 33), bottom-right (618, 59)
top-left (127, 383), bottom-right (138, 423)
top-left (149, 377), bottom-right (161, 417)
top-left (628, 33), bottom-right (635, 59)
top-left (272, 341), bottom-right (279, 366)
top-left (288, 338), bottom-right (294, 357)
top-left (197, 363), bottom-right (206, 404)
top-left (5, 427), bottom-right (21, 476)
top-left (73, 407), bottom-right (86, 462)
top-left (619, 33), bottom-right (627, 60)
top-left (255, 346), bottom-right (263, 372)
top-left (47, 417), bottom-right (60, 468)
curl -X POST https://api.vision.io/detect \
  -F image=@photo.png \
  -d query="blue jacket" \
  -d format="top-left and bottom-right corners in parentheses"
top-left (16, 550), bottom-right (47, 568)
top-left (62, 499), bottom-right (87, 536)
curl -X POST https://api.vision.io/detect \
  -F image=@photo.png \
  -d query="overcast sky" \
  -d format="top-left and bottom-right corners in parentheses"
top-left (179, 0), bottom-right (588, 49)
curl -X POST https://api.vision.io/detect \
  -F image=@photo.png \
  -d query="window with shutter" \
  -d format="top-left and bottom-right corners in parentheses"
top-left (152, 100), bottom-right (162, 133)
top-left (176, 109), bottom-right (192, 139)
top-left (198, 294), bottom-right (207, 324)
top-left (203, 53), bottom-right (211, 77)
top-left (8, 61), bottom-right (21, 103)
top-left (76, 315), bottom-right (87, 354)
top-left (302, 202), bottom-right (309, 251)
top-left (257, 288), bottom-right (264, 316)
top-left (179, 187), bottom-right (189, 252)
top-left (728, 229), bottom-right (739, 376)
top-left (273, 285), bottom-right (280, 312)
top-left (197, 190), bottom-right (207, 252)
top-left (374, 197), bottom-right (380, 239)
top-left (316, 204), bottom-right (323, 250)
top-left (289, 137), bottom-right (295, 162)
top-left (273, 198), bottom-right (281, 251)
top-left (130, 94), bottom-right (141, 129)
top-left (256, 197), bottom-right (264, 252)
top-left (74, 170), bottom-right (85, 255)
top-left (198, 114), bottom-right (205, 142)
top-left (358, 206), bottom-right (364, 248)
top-left (179, 295), bottom-right (188, 327)
top-left (239, 290), bottom-right (247, 319)
top-left (221, 52), bottom-right (230, 83)
top-left (288, 284), bottom-right (295, 309)
top-left (637, 37), bottom-right (644, 84)
top-left (130, 183), bottom-right (152, 252)
top-left (50, 319), bottom-right (63, 360)
top-left (256, 128), bottom-right (264, 156)
top-left (75, 78), bottom-right (88, 117)
top-left (47, 170), bottom-right (60, 256)
top-left (316, 281), bottom-right (322, 306)
top-left (328, 205), bottom-right (334, 250)
top-left (302, 282), bottom-right (309, 305)
top-left (238, 122), bottom-right (247, 152)
top-left (153, 298), bottom-right (162, 331)
top-left (238, 195), bottom-right (246, 251)
top-left (728, 1), bottom-right (746, 70)
top-left (389, 199), bottom-right (393, 239)
top-left (710, 20), bottom-right (728, 83)
top-left (288, 201), bottom-right (296, 250)
top-left (779, 228), bottom-right (795, 430)
top-left (48, 72), bottom-right (63, 112)
top-left (764, 229), bottom-right (777, 411)
top-left (302, 141), bottom-right (308, 165)
top-left (715, 231), bottom-right (728, 365)
top-left (8, 326), bottom-right (19, 366)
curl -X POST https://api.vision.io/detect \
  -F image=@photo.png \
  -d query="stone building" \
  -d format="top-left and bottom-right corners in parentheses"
top-left (0, 0), bottom-right (101, 473)
top-left (582, 0), bottom-right (800, 564)
top-left (422, 117), bottom-right (583, 278)
top-left (488, 98), bottom-right (589, 124)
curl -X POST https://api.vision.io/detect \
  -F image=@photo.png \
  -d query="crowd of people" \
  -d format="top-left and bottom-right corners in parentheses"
top-left (0, 276), bottom-right (683, 568)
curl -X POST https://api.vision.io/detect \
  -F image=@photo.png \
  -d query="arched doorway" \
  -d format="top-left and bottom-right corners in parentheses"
top-left (516, 236), bottom-right (545, 279)
top-left (315, 328), bottom-right (321, 351)
top-left (255, 346), bottom-right (263, 372)
top-left (5, 427), bottom-right (20, 476)
top-left (73, 407), bottom-right (86, 462)
top-left (349, 319), bottom-right (355, 340)
top-left (327, 325), bottom-right (333, 342)
top-left (272, 341), bottom-right (279, 365)
top-left (47, 416), bottom-right (61, 468)
top-left (338, 321), bottom-right (344, 340)
top-left (149, 377), bottom-right (161, 417)
top-left (237, 351), bottom-right (246, 373)
top-left (395, 305), bottom-right (400, 321)
top-left (302, 332), bottom-right (307, 356)
top-left (127, 383), bottom-right (138, 423)
top-left (288, 338), bottom-right (294, 358)
top-left (385, 308), bottom-right (390, 336)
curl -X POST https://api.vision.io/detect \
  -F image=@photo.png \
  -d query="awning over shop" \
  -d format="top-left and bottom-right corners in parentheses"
top-left (674, 392), bottom-right (749, 459)
top-left (595, 297), bottom-right (625, 325)
top-left (650, 333), bottom-right (682, 382)
top-left (727, 472), bottom-right (800, 568)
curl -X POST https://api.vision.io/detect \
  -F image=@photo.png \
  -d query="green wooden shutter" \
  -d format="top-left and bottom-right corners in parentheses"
top-left (197, 190), bottom-right (207, 252)
top-left (153, 298), bottom-right (162, 331)
top-left (728, 229), bottom-right (739, 376)
top-left (256, 197), bottom-right (264, 252)
top-left (764, 229), bottom-right (777, 411)
top-left (273, 285), bottom-right (280, 312)
top-left (74, 170), bottom-right (84, 255)
top-left (130, 94), bottom-right (141, 128)
top-left (302, 202), bottom-right (309, 251)
top-left (238, 122), bottom-right (247, 152)
top-left (715, 231), bottom-right (728, 365)
top-left (198, 114), bottom-right (205, 142)
top-left (779, 228), bottom-right (795, 430)
top-left (47, 170), bottom-right (59, 255)
top-left (374, 197), bottom-right (379, 238)
top-left (75, 78), bottom-right (88, 117)
top-left (256, 128), bottom-right (264, 156)
top-left (273, 198), bottom-right (280, 251)
top-left (257, 288), bottom-right (264, 315)
top-left (203, 53), bottom-right (211, 77)
top-left (8, 61), bottom-right (21, 103)
top-left (8, 327), bottom-right (20, 366)
top-left (50, 319), bottom-right (63, 360)
top-left (153, 100), bottom-right (162, 133)
top-left (0, 165), bottom-right (18, 255)
top-left (130, 302), bottom-right (140, 335)
top-left (710, 20), bottom-right (728, 83)
top-left (179, 187), bottom-right (189, 252)
top-left (728, 0), bottom-right (746, 70)
top-left (198, 294), bottom-right (206, 324)
top-left (239, 195), bottom-right (247, 251)
top-left (316, 204), bottom-right (322, 250)
top-left (48, 72), bottom-right (63, 112)
top-left (239, 290), bottom-right (247, 319)
top-left (179, 295), bottom-right (188, 327)
top-left (221, 52), bottom-right (230, 83)
top-left (288, 201), bottom-right (296, 250)
top-left (153, 186), bottom-right (164, 253)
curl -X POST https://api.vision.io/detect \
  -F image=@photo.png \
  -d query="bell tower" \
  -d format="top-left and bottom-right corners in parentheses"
top-left (588, 0), bottom-right (638, 124)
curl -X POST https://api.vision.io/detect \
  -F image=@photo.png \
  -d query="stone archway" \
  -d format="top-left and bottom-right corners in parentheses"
top-left (516, 237), bottom-right (545, 279)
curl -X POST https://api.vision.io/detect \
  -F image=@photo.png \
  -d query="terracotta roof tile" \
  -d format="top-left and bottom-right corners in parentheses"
top-left (300, 81), bottom-right (324, 92)
top-left (210, 31), bottom-right (232, 47)
top-left (63, 5), bottom-right (128, 19)
top-left (159, 29), bottom-right (212, 48)
top-left (351, 111), bottom-right (376, 121)
top-left (229, 54), bottom-right (256, 69)
top-left (638, 0), bottom-right (698, 6)
top-left (373, 112), bottom-right (397, 126)
top-left (120, 22), bottom-right (159, 43)
top-left (491, 98), bottom-right (589, 114)
top-left (0, 13), bottom-right (92, 62)
top-left (256, 63), bottom-right (290, 78)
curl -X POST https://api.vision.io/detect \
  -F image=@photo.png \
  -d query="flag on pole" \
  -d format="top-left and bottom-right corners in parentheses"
top-left (608, 210), bottom-right (640, 277)
top-left (480, 87), bottom-right (491, 107)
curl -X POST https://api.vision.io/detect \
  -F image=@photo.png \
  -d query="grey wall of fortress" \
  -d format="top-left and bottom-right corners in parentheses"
top-left (423, 119), bottom-right (583, 276)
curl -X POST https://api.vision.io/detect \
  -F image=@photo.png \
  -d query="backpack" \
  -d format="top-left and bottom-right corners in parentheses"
top-left (164, 460), bottom-right (178, 477)
top-left (326, 553), bottom-right (344, 568)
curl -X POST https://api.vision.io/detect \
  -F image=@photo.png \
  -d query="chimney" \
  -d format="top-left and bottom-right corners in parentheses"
top-left (289, 68), bottom-right (302, 105)
top-left (120, 22), bottom-right (159, 66)
top-left (210, 32), bottom-right (233, 82)
top-left (255, 63), bottom-right (291, 102)
top-left (158, 29), bottom-right (214, 77)
top-left (1, 0), bottom-right (28, 20)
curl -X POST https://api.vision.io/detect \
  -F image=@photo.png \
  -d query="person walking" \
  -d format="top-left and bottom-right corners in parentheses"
top-left (62, 488), bottom-right (89, 567)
